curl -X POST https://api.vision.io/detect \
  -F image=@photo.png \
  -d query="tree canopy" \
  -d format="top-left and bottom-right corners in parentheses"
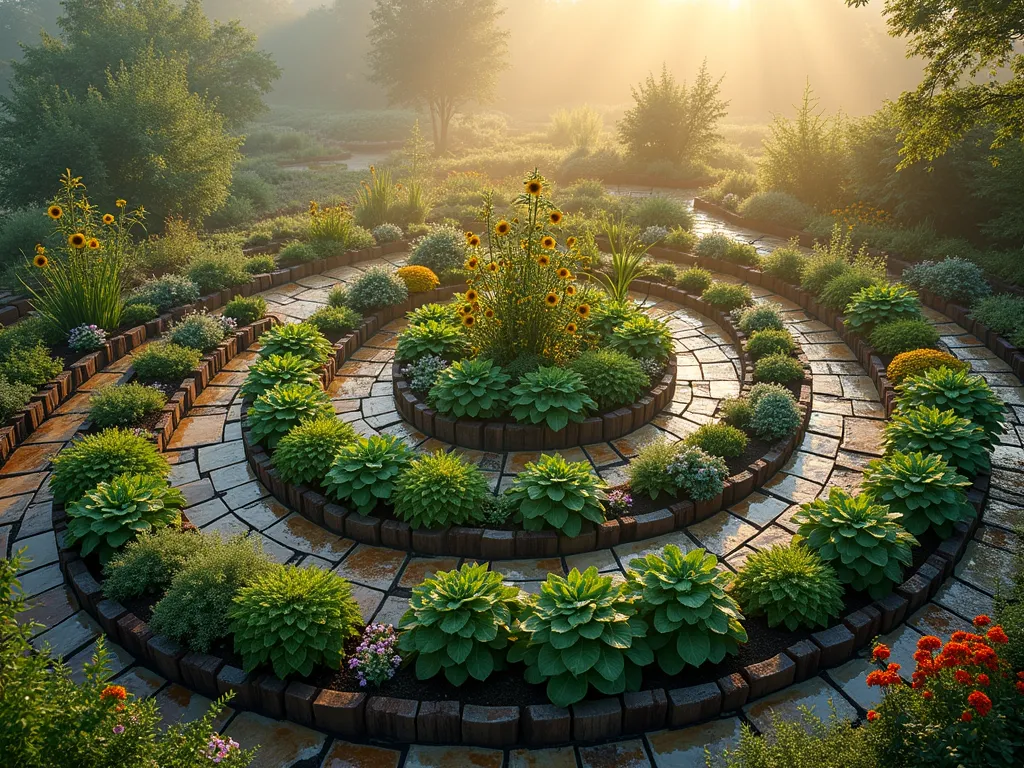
top-left (368, 0), bottom-right (507, 154)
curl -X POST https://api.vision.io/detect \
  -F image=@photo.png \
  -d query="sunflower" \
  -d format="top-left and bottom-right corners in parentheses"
top-left (541, 236), bottom-right (556, 250)
top-left (484, 309), bottom-right (494, 318)
top-left (549, 211), bottom-right (563, 225)
top-left (464, 231), bottom-right (474, 242)
top-left (557, 267), bottom-right (571, 279)
top-left (115, 199), bottom-right (127, 208)
top-left (87, 238), bottom-right (101, 250)
top-left (566, 236), bottom-right (577, 248)
top-left (486, 262), bottom-right (499, 273)
top-left (566, 285), bottom-right (577, 296)
top-left (35, 244), bottom-right (45, 254)
top-left (577, 304), bottom-right (591, 318)
top-left (102, 213), bottom-right (115, 225)
top-left (536, 254), bottom-right (550, 267)
top-left (468, 235), bottom-right (481, 247)
top-left (466, 257), bottom-right (479, 270)
top-left (47, 205), bottom-right (63, 220)
top-left (545, 292), bottom-right (560, 307)
top-left (495, 220), bottom-right (511, 236)
top-left (462, 314), bottom-right (476, 327)
top-left (565, 322), bottom-right (577, 334)
top-left (465, 289), bottom-right (478, 302)
top-left (526, 179), bottom-right (543, 195)
top-left (33, 253), bottom-right (48, 268)
top-left (461, 303), bottom-right (474, 315)
top-left (68, 233), bottom-right (86, 249)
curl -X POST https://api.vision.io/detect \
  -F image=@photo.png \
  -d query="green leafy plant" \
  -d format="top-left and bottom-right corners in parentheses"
top-left (103, 527), bottom-right (212, 603)
top-left (409, 224), bottom-right (469, 274)
top-left (627, 439), bottom-right (682, 500)
top-left (66, 474), bottom-right (185, 563)
top-left (398, 563), bottom-right (520, 685)
top-left (819, 270), bottom-right (880, 311)
top-left (843, 283), bottom-right (922, 334)
top-left (793, 488), bottom-right (917, 598)
top-left (590, 300), bottom-right (642, 338)
top-left (595, 217), bottom-right (651, 302)
top-left (509, 567), bottom-right (652, 708)
top-left (131, 342), bottom-right (201, 385)
top-left (883, 405), bottom-right (990, 477)
top-left (120, 302), bottom-right (158, 327)
top-left (685, 422), bottom-right (748, 458)
top-left (246, 382), bottom-right (333, 448)
top-left (88, 383), bottom-right (167, 429)
top-left (169, 311), bottom-right (228, 352)
top-left (396, 320), bottom-right (470, 362)
top-left (509, 366), bottom-right (597, 431)
top-left (702, 282), bottom-right (753, 310)
top-left (404, 354), bottom-right (448, 394)
top-left (51, 427), bottom-right (169, 503)
top-left (0, 376), bottom-right (34, 423)
top-left (607, 315), bottom-right (674, 361)
top-left (719, 397), bottom-right (753, 430)
top-left (569, 349), bottom-right (650, 412)
top-left (740, 191), bottom-right (815, 229)
top-left (244, 253), bottom-right (277, 274)
top-left (307, 306), bottom-right (361, 337)
top-left (127, 274), bottom-right (199, 313)
top-left (272, 416), bottom-right (358, 487)
top-left (903, 257), bottom-right (992, 305)
top-left (969, 294), bottom-right (1024, 337)
top-left (625, 545), bottom-right (747, 674)
top-left (230, 564), bottom-right (362, 679)
top-left (730, 544), bottom-right (844, 631)
top-left (0, 343), bottom-right (62, 387)
top-left (869, 319), bottom-right (940, 357)
top-left (276, 241), bottom-right (316, 265)
top-left (716, 711), bottom-right (874, 768)
top-left (666, 446), bottom-right (729, 501)
top-left (737, 303), bottom-right (785, 334)
top-left (861, 451), bottom-right (974, 537)
top-left (746, 328), bottom-right (795, 359)
top-left (222, 295), bottom-right (266, 327)
top-left (508, 454), bottom-right (607, 537)
top-left (429, 358), bottom-right (510, 418)
top-left (240, 353), bottom-right (321, 401)
top-left (257, 322), bottom-right (334, 365)
top-left (346, 266), bottom-right (409, 313)
top-left (695, 232), bottom-right (733, 260)
top-left (754, 353), bottom-right (804, 384)
top-left (749, 384), bottom-right (802, 441)
top-left (323, 435), bottom-right (413, 514)
top-left (186, 250), bottom-right (249, 294)
top-left (407, 302), bottom-right (461, 328)
top-left (676, 266), bottom-right (713, 294)
top-left (327, 285), bottom-right (349, 309)
top-left (393, 451), bottom-right (491, 529)
top-left (760, 245), bottom-right (806, 283)
top-left (800, 255), bottom-right (849, 296)
top-left (895, 367), bottom-right (1006, 448)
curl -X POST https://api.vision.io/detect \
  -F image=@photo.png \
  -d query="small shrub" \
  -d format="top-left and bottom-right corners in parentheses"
top-left (348, 623), bottom-right (401, 688)
top-left (272, 417), bottom-right (358, 487)
top-left (730, 544), bottom-right (844, 630)
top-left (0, 342), bottom-right (62, 387)
top-left (243, 254), bottom-right (277, 274)
top-left (307, 306), bottom-right (361, 337)
top-left (969, 294), bottom-right (1024, 337)
top-left (66, 474), bottom-right (185, 563)
top-left (323, 435), bottom-right (412, 514)
top-left (395, 265), bottom-right (439, 293)
top-left (745, 328), bottom-right (795, 359)
top-left (504, 352), bottom-right (547, 382)
top-left (407, 302), bottom-right (461, 328)
top-left (409, 225), bottom-right (469, 275)
top-left (67, 324), bottom-right (107, 353)
top-left (695, 232), bottom-right (733, 260)
top-left (667, 446), bottom-right (729, 501)
top-left (187, 250), bottom-right (249, 294)
top-left (404, 354), bottom-right (448, 394)
top-left (102, 527), bottom-right (210, 602)
top-left (399, 563), bottom-right (519, 685)
top-left (222, 296), bottom-right (266, 327)
top-left (50, 427), bottom-right (169, 503)
top-left (702, 282), bottom-right (753, 310)
top-left (393, 451), bottom-right (491, 529)
top-left (509, 366), bottom-right (597, 431)
top-left (429, 358), bottom-right (510, 418)
top-left (247, 382), bottom-right (333, 448)
top-left (346, 266), bottom-right (409, 313)
top-left (903, 257), bottom-right (992, 305)
top-left (736, 303), bottom-right (785, 334)
top-left (169, 311), bottom-right (230, 352)
top-left (626, 545), bottom-right (747, 674)
top-left (509, 454), bottom-right (607, 537)
top-left (725, 241), bottom-right (759, 266)
top-left (886, 348), bottom-right (969, 385)
top-left (862, 451), bottom-right (973, 537)
top-left (240, 353), bottom-right (321, 400)
top-left (883, 405), bottom-right (989, 477)
top-left (640, 225), bottom-right (669, 246)
top-left (0, 376), bottom-right (33, 422)
top-left (719, 397), bottom-right (753, 430)
top-left (88, 383), bottom-right (167, 429)
top-left (120, 302), bottom-right (158, 327)
top-left (628, 195), bottom-right (694, 230)
top-left (664, 227), bottom-right (697, 252)
top-left (896, 366), bottom-right (1006, 448)
top-left (590, 300), bottom-right (643, 338)
top-left (396, 320), bottom-right (470, 362)
top-left (569, 350), bottom-right (649, 412)
top-left (717, 711), bottom-right (874, 768)
top-left (818, 270), bottom-right (880, 311)
top-left (844, 283), bottom-right (922, 333)
top-left (480, 493), bottom-right (517, 526)
top-left (628, 439), bottom-right (682, 500)
top-left (126, 275), bottom-right (199, 313)
top-left (869, 319), bottom-right (939, 357)
top-left (257, 322), bottom-right (334, 365)
top-left (754, 353), bottom-right (804, 384)
top-left (800, 255), bottom-right (848, 296)
top-left (230, 564), bottom-right (362, 679)
top-left (647, 261), bottom-right (677, 283)
top-left (327, 285), bottom-right (349, 308)
top-left (739, 190), bottom-right (815, 229)
top-left (676, 266), bottom-right (713, 294)
top-left (685, 422), bottom-right (748, 458)
top-left (760, 245), bottom-right (806, 283)
top-left (749, 384), bottom-right (801, 441)
top-left (131, 342), bottom-right (202, 384)
top-left (372, 223), bottom-right (404, 243)
top-left (607, 315), bottom-right (674, 361)
top-left (276, 241), bottom-right (316, 265)
top-left (508, 567), bottom-right (652, 707)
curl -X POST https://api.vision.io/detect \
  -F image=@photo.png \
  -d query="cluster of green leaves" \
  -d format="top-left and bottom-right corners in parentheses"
top-left (121, 303), bottom-right (159, 326)
top-left (736, 303), bottom-right (785, 334)
top-left (429, 358), bottom-right (510, 418)
top-left (896, 367), bottom-right (1006, 448)
top-left (746, 328), bottom-right (795, 359)
top-left (393, 451), bottom-right (491, 529)
top-left (324, 435), bottom-right (412, 514)
top-left (229, 564), bottom-right (362, 679)
top-left (568, 350), bottom-right (650, 412)
top-left (509, 454), bottom-right (607, 537)
top-left (247, 382), bottom-right (333, 448)
top-left (883, 405), bottom-right (989, 476)
top-left (819, 270), bottom-right (879, 311)
top-left (258, 322), bottom-right (334, 365)
top-left (396, 320), bottom-right (469, 362)
top-left (132, 342), bottom-right (202, 385)
top-left (749, 384), bottom-right (802, 441)
top-left (88, 383), bottom-right (167, 429)
top-left (0, 342), bottom-right (62, 388)
top-left (904, 258), bottom-right (991, 306)
top-left (240, 353), bottom-right (321, 401)
top-left (169, 312), bottom-right (228, 352)
top-left (407, 301), bottom-right (462, 328)
top-left (754, 353), bottom-right (805, 384)
top-left (719, 397), bottom-right (754, 430)
top-left (702, 282), bottom-right (753, 310)
top-left (607, 315), bottom-right (674, 361)
top-left (399, 563), bottom-right (520, 685)
top-left (272, 417), bottom-right (358, 487)
top-left (346, 266), bottom-right (409, 313)
top-left (760, 246), bottom-right (806, 283)
top-left (509, 366), bottom-right (597, 431)
top-left (590, 300), bottom-right (642, 338)
top-left (127, 275), bottom-right (201, 314)
top-left (307, 306), bottom-right (362, 337)
top-left (627, 439), bottom-right (682, 500)
top-left (869, 319), bottom-right (939, 357)
top-left (51, 427), bottom-right (169, 503)
top-left (685, 422), bottom-right (748, 458)
top-left (843, 283), bottom-right (922, 333)
top-left (103, 527), bottom-right (212, 603)
top-left (510, 567), bottom-right (652, 708)
top-left (677, 266), bottom-right (713, 294)
top-left (626, 546), bottom-right (747, 674)
top-left (222, 295), bottom-right (267, 327)
top-left (666, 446), bottom-right (730, 501)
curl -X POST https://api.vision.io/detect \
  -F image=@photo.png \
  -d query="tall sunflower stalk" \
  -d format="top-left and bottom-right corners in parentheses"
top-left (462, 170), bottom-right (597, 364)
top-left (23, 170), bottom-right (145, 335)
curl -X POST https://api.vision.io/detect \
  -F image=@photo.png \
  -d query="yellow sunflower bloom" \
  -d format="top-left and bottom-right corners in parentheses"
top-left (33, 253), bottom-right (48, 268)
top-left (557, 267), bottom-right (571, 279)
top-left (47, 205), bottom-right (63, 220)
top-left (577, 304), bottom-right (591, 318)
top-left (461, 303), bottom-right (473, 315)
top-left (87, 238), bottom-right (101, 250)
top-left (549, 211), bottom-right (563, 225)
top-left (526, 179), bottom-right (543, 195)
top-left (462, 314), bottom-right (476, 327)
top-left (466, 257), bottom-right (479, 270)
top-left (115, 199), bottom-right (127, 208)
top-left (545, 292), bottom-right (560, 307)
top-left (68, 233), bottom-right (86, 249)
top-left (566, 236), bottom-right (577, 248)
top-left (565, 322), bottom-right (577, 333)
top-left (484, 309), bottom-right (494, 318)
top-left (468, 235), bottom-right (481, 247)
top-left (486, 262), bottom-right (499, 273)
top-left (566, 285), bottom-right (577, 296)
top-left (495, 220), bottom-right (511, 236)
top-left (465, 289), bottom-right (478, 302)
top-left (102, 213), bottom-right (115, 225)
top-left (541, 236), bottom-right (556, 250)
top-left (536, 255), bottom-right (550, 267)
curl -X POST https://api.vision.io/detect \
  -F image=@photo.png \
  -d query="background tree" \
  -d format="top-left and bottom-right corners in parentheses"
top-left (617, 62), bottom-right (728, 172)
top-left (368, 0), bottom-right (507, 154)
top-left (0, 0), bottom-right (60, 96)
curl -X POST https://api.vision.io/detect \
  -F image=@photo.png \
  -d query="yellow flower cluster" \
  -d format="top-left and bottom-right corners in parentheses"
top-left (831, 201), bottom-right (892, 227)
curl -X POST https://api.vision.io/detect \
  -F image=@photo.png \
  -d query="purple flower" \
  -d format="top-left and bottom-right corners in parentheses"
top-left (112, 724), bottom-right (125, 735)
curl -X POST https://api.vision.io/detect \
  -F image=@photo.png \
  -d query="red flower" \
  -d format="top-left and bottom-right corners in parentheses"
top-left (973, 615), bottom-right (991, 628)
top-left (977, 674), bottom-right (990, 687)
top-left (968, 690), bottom-right (992, 717)
top-left (987, 626), bottom-right (1009, 644)
top-left (872, 644), bottom-right (891, 662)
top-left (961, 711), bottom-right (973, 722)
top-left (100, 685), bottom-right (128, 701)
top-left (913, 649), bottom-right (933, 664)
top-left (916, 635), bottom-right (942, 652)
top-left (1017, 671), bottom-right (1024, 681)
top-left (1016, 681), bottom-right (1024, 694)
top-left (922, 690), bottom-right (933, 700)
top-left (955, 670), bottom-right (973, 685)
top-left (866, 710), bottom-right (879, 722)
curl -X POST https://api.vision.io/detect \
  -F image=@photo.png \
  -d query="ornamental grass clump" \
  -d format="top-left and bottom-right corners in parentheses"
top-left (51, 427), bottom-right (169, 503)
top-left (685, 422), bottom-right (748, 459)
top-left (272, 417), bottom-right (358, 487)
top-left (323, 435), bottom-right (412, 514)
top-left (509, 366), bottom-right (597, 431)
top-left (736, 303), bottom-right (785, 334)
top-left (396, 320), bottom-right (470, 363)
top-left (626, 545), bottom-right (747, 674)
top-left (607, 315), bottom-right (674, 361)
top-left (745, 328), bottom-right (795, 360)
top-left (702, 282), bottom-right (753, 311)
top-left (240, 353), bottom-right (322, 401)
top-left (399, 563), bottom-right (520, 685)
top-left (246, 382), bottom-right (333, 448)
top-left (793, 488), bottom-right (917, 599)
top-left (730, 544), bottom-right (845, 631)
top-left (676, 266), bottom-right (713, 294)
top-left (883, 405), bottom-right (989, 477)
top-left (861, 451), bottom-right (974, 537)
top-left (428, 358), bottom-right (510, 418)
top-left (393, 451), bottom-right (491, 529)
top-left (754, 353), bottom-right (804, 384)
top-left (627, 439), bottom-right (682, 500)
top-left (667, 446), bottom-right (729, 501)
top-left (66, 474), bottom-right (185, 563)
top-left (508, 454), bottom-right (607, 537)
top-left (896, 367), bottom-right (1006, 448)
top-left (886, 349), bottom-right (969, 385)
top-left (229, 564), bottom-right (362, 679)
top-left (509, 567), bottom-right (653, 707)
top-left (568, 350), bottom-right (649, 412)
top-left (88, 383), bottom-right (167, 429)
top-left (844, 283), bottom-right (922, 334)
top-left (257, 322), bottom-right (334, 365)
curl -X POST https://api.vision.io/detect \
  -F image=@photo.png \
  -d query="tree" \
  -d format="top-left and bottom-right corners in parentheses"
top-left (847, 0), bottom-right (1024, 165)
top-left (617, 62), bottom-right (728, 170)
top-left (368, 0), bottom-right (507, 154)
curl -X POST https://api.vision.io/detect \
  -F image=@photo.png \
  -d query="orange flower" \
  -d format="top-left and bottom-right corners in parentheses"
top-left (977, 674), bottom-right (990, 687)
top-left (916, 636), bottom-right (941, 652)
top-left (968, 690), bottom-right (992, 717)
top-left (922, 690), bottom-right (933, 700)
top-left (47, 205), bottom-right (63, 220)
top-left (101, 685), bottom-right (128, 701)
top-left (866, 710), bottom-right (878, 722)
top-left (987, 626), bottom-right (1009, 644)
top-left (954, 670), bottom-right (973, 686)
top-left (961, 711), bottom-right (973, 722)
top-left (973, 615), bottom-right (991, 628)
top-left (872, 644), bottom-right (891, 661)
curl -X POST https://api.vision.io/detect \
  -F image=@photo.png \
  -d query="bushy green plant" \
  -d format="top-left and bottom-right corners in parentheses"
top-left (719, 397), bottom-right (753, 430)
top-left (886, 349), bottom-right (970, 385)
top-left (323, 435), bottom-right (413, 514)
top-left (407, 302), bottom-right (461, 328)
top-left (819, 270), bottom-right (880, 311)
top-left (739, 190), bottom-right (815, 229)
top-left (509, 366), bottom-right (597, 431)
top-left (327, 285), bottom-right (349, 309)
top-left (685, 422), bottom-right (748, 458)
top-left (399, 563), bottom-right (520, 685)
top-left (396, 320), bottom-right (470, 362)
top-left (186, 250), bottom-right (249, 294)
top-left (843, 283), bottom-right (922, 335)
top-left (754, 353), bottom-right (804, 384)
top-left (428, 358), bottom-right (510, 418)
top-left (749, 384), bottom-right (801, 441)
top-left (883, 405), bottom-right (989, 477)
top-left (131, 342), bottom-right (201, 384)
top-left (88, 383), bottom-right (167, 429)
top-left (969, 294), bottom-right (1024, 337)
top-left (243, 254), bottom-right (276, 274)
top-left (169, 311), bottom-right (228, 352)
top-left (307, 306), bottom-right (361, 337)
top-left (509, 454), bottom-right (607, 537)
top-left (372, 223), bottom-right (404, 243)
top-left (589, 300), bottom-right (642, 338)
top-left (404, 354), bottom-right (448, 394)
top-left (126, 275), bottom-right (199, 313)
top-left (150, 535), bottom-right (272, 653)
top-left (0, 376), bottom-right (33, 423)
top-left (51, 427), bottom-right (169, 503)
top-left (903, 257), bottom-right (992, 305)
top-left (628, 195), bottom-right (694, 230)
top-left (760, 245), bottom-right (806, 283)
top-left (870, 319), bottom-right (940, 357)
top-left (730, 544), bottom-right (844, 631)
top-left (793, 488), bottom-right (916, 599)
top-left (862, 451), bottom-right (974, 537)
top-left (480, 493), bottom-right (517, 526)
top-left (569, 349), bottom-right (649, 412)
top-left (626, 545), bottom-right (747, 674)
top-left (230, 564), bottom-right (362, 679)
top-left (666, 446), bottom-right (729, 501)
top-left (222, 295), bottom-right (266, 327)
top-left (696, 233), bottom-right (733, 260)
top-left (896, 367), bottom-right (1006, 448)
top-left (120, 302), bottom-right (158, 327)
top-left (628, 439), bottom-right (682, 500)
top-left (504, 352), bottom-right (546, 382)
top-left (247, 382), bottom-right (333, 448)
top-left (725, 241), bottom-right (760, 266)
top-left (409, 224), bottom-right (469, 274)
top-left (393, 451), bottom-right (490, 529)
top-left (102, 527), bottom-right (211, 602)
top-left (746, 328), bottom-right (795, 359)
top-left (0, 343), bottom-right (62, 387)
top-left (717, 712), bottom-right (875, 768)
top-left (608, 315), bottom-right (674, 361)
top-left (257, 322), bottom-right (334, 365)
top-left (800, 255), bottom-right (848, 296)
top-left (272, 417), bottom-right (358, 487)
top-left (509, 567), bottom-right (652, 707)
top-left (345, 266), bottom-right (409, 313)
top-left (702, 282), bottom-right (753, 310)
top-left (276, 241), bottom-right (316, 265)
top-left (676, 266), bottom-right (713, 294)
top-left (240, 353), bottom-right (321, 401)
top-left (736, 303), bottom-right (785, 334)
